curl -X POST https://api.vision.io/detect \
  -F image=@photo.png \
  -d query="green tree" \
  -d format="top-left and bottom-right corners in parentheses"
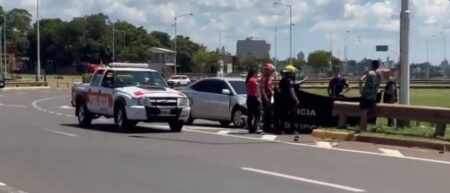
top-left (307, 50), bottom-right (340, 73)
top-left (3, 8), bottom-right (32, 57)
top-left (151, 31), bottom-right (171, 48)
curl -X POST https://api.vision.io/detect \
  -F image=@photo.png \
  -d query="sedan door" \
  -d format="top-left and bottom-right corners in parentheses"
top-left (188, 79), bottom-right (231, 120)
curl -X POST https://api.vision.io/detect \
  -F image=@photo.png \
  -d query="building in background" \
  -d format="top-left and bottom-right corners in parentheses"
top-left (149, 47), bottom-right (176, 76)
top-left (297, 51), bottom-right (305, 61)
top-left (236, 37), bottom-right (270, 60)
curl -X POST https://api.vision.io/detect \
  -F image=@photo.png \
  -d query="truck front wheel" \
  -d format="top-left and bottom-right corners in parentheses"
top-left (77, 101), bottom-right (93, 128)
top-left (115, 105), bottom-right (137, 131)
top-left (169, 121), bottom-right (183, 132)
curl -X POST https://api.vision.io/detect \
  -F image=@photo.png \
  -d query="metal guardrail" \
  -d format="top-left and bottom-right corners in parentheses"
top-left (332, 101), bottom-right (450, 137)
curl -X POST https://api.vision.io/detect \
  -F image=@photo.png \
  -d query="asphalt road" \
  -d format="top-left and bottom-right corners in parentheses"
top-left (0, 89), bottom-right (450, 193)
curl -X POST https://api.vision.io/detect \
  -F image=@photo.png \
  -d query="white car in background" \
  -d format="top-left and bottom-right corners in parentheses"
top-left (167, 75), bottom-right (191, 86)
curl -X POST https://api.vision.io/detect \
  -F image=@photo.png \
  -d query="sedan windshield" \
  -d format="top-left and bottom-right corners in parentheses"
top-left (116, 71), bottom-right (168, 87)
top-left (229, 80), bottom-right (246, 95)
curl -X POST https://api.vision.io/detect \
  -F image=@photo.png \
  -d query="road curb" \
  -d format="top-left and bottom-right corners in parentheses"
top-left (2, 86), bottom-right (51, 90)
top-left (311, 129), bottom-right (355, 141)
top-left (354, 134), bottom-right (450, 152)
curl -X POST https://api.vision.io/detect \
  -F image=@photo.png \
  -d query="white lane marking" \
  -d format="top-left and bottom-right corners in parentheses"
top-left (379, 148), bottom-right (404, 157)
top-left (218, 130), bottom-right (231, 135)
top-left (241, 167), bottom-right (366, 192)
top-left (184, 129), bottom-right (450, 166)
top-left (55, 113), bottom-right (63, 116)
top-left (261, 135), bottom-right (277, 141)
top-left (43, 128), bottom-right (78, 137)
top-left (0, 103), bottom-right (27, 108)
top-left (59, 105), bottom-right (74, 110)
top-left (65, 114), bottom-right (75, 118)
top-left (17, 93), bottom-right (25, 95)
top-left (32, 95), bottom-right (69, 113)
top-left (186, 127), bottom-right (223, 131)
top-left (316, 141), bottom-right (333, 149)
top-left (0, 181), bottom-right (29, 193)
top-left (48, 111), bottom-right (55, 114)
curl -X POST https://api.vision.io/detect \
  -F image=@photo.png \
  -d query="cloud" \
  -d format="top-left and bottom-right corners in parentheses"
top-left (0, 0), bottom-right (450, 63)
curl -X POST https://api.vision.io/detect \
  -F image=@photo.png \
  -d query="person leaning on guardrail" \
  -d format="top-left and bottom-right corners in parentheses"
top-left (328, 67), bottom-right (350, 98)
top-left (383, 69), bottom-right (398, 127)
top-left (358, 60), bottom-right (382, 132)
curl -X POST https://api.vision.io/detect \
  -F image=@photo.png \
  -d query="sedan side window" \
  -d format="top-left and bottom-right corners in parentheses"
top-left (191, 80), bottom-right (213, 93)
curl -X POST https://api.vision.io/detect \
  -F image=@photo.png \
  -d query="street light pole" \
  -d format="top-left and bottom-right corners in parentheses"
top-left (173, 13), bottom-right (193, 75)
top-left (426, 38), bottom-right (430, 80)
top-left (112, 22), bottom-right (115, 62)
top-left (274, 26), bottom-right (278, 69)
top-left (36, 0), bottom-right (41, 81)
top-left (274, 2), bottom-right (293, 65)
top-left (3, 14), bottom-right (7, 76)
top-left (399, 0), bottom-right (410, 105)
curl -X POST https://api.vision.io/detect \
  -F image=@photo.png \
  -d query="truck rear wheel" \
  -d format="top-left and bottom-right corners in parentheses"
top-left (77, 101), bottom-right (93, 128)
top-left (169, 121), bottom-right (183, 132)
top-left (115, 105), bottom-right (137, 131)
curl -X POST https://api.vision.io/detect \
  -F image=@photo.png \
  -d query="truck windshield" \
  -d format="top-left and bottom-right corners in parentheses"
top-left (115, 71), bottom-right (168, 87)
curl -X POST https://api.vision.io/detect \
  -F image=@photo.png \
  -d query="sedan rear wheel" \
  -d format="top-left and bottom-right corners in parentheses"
top-left (232, 108), bottom-right (244, 128)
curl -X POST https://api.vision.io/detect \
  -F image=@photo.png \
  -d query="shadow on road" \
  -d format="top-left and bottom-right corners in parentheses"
top-left (188, 123), bottom-right (241, 129)
top-left (128, 135), bottom-right (275, 145)
top-left (61, 123), bottom-right (174, 134)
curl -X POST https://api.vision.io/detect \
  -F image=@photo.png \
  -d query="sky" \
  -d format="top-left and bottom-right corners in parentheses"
top-left (1, 0), bottom-right (450, 65)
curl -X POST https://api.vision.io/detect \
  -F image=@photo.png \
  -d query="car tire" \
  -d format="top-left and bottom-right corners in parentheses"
top-left (232, 107), bottom-right (244, 128)
top-left (186, 114), bottom-right (195, 125)
top-left (77, 100), bottom-right (93, 128)
top-left (219, 121), bottom-right (231, 127)
top-left (169, 121), bottom-right (183, 132)
top-left (115, 105), bottom-right (137, 131)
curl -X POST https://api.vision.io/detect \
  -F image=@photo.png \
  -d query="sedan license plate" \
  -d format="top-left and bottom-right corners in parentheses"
top-left (160, 109), bottom-right (172, 115)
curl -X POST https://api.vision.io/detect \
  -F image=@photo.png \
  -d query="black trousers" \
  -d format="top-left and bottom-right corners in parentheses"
top-left (246, 96), bottom-right (261, 133)
top-left (262, 97), bottom-right (273, 133)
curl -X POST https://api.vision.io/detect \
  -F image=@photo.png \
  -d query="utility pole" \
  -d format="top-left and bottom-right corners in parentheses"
top-left (330, 32), bottom-right (333, 71)
top-left (36, 0), bottom-right (41, 81)
top-left (399, 0), bottom-right (410, 105)
top-left (274, 2), bottom-right (292, 65)
top-left (112, 22), bottom-right (115, 62)
top-left (173, 13), bottom-right (193, 75)
top-left (3, 14), bottom-right (6, 77)
top-left (274, 26), bottom-right (278, 69)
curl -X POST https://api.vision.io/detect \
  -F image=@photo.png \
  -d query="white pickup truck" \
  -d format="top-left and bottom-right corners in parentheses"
top-left (71, 64), bottom-right (190, 132)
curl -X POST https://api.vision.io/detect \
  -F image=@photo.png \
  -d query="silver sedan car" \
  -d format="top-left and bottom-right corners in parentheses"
top-left (181, 77), bottom-right (247, 127)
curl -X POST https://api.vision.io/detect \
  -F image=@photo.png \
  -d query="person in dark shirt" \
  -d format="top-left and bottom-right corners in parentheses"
top-left (383, 70), bottom-right (398, 127)
top-left (328, 68), bottom-right (349, 98)
top-left (274, 64), bottom-right (299, 134)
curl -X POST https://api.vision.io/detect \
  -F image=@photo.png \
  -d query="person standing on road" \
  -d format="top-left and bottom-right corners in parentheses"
top-left (260, 62), bottom-right (275, 133)
top-left (358, 60), bottom-right (382, 132)
top-left (383, 69), bottom-right (398, 127)
top-left (274, 64), bottom-right (300, 134)
top-left (328, 68), bottom-right (350, 98)
top-left (246, 69), bottom-right (261, 134)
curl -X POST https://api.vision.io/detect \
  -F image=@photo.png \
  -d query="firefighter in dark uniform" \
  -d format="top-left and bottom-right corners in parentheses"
top-left (274, 64), bottom-right (300, 134)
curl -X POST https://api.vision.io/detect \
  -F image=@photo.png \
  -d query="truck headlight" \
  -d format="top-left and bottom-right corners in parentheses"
top-left (132, 97), bottom-right (148, 106)
top-left (177, 98), bottom-right (189, 108)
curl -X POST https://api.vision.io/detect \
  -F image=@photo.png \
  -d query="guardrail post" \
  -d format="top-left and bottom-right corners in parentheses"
top-left (435, 123), bottom-right (446, 137)
top-left (337, 115), bottom-right (348, 128)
